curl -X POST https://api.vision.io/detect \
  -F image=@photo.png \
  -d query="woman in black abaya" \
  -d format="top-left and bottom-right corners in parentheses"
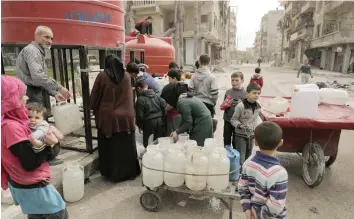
top-left (90, 55), bottom-right (141, 182)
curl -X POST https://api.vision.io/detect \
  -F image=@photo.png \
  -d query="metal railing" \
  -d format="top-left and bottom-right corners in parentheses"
top-left (2, 43), bottom-right (145, 154)
top-left (133, 0), bottom-right (155, 7)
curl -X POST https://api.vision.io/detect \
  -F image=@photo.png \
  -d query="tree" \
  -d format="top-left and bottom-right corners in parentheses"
top-left (124, 1), bottom-right (134, 35)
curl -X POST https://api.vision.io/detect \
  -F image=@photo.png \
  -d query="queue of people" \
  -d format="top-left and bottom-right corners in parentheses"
top-left (1, 25), bottom-right (287, 219)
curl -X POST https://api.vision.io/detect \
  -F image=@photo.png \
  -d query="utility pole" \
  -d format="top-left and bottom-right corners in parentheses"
top-left (193, 1), bottom-right (199, 62)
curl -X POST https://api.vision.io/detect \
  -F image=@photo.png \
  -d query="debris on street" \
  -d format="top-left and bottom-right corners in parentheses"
top-left (309, 207), bottom-right (319, 214)
top-left (316, 80), bottom-right (354, 94)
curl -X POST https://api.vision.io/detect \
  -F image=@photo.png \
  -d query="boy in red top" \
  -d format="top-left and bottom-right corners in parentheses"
top-left (250, 68), bottom-right (263, 88)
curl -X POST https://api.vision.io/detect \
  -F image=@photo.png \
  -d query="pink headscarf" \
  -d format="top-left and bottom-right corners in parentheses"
top-left (1, 75), bottom-right (50, 189)
top-left (1, 75), bottom-right (31, 132)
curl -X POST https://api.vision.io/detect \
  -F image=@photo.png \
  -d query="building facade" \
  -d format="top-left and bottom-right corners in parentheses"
top-left (129, 0), bottom-right (235, 66)
top-left (280, 0), bottom-right (354, 73)
top-left (253, 31), bottom-right (261, 60)
top-left (253, 9), bottom-right (284, 63)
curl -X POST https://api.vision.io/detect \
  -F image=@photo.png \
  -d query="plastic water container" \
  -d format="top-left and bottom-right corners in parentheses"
top-left (164, 146), bottom-right (187, 187)
top-left (158, 137), bottom-right (173, 155)
top-left (266, 96), bottom-right (290, 115)
top-left (178, 133), bottom-right (190, 143)
top-left (154, 77), bottom-right (165, 89)
top-left (52, 102), bottom-right (83, 135)
top-left (142, 145), bottom-right (164, 189)
top-left (203, 138), bottom-right (218, 157)
top-left (293, 84), bottom-right (319, 91)
top-left (319, 88), bottom-right (349, 105)
top-left (207, 147), bottom-right (230, 191)
top-left (293, 84), bottom-right (321, 104)
top-left (291, 88), bottom-right (319, 118)
top-left (186, 145), bottom-right (203, 160)
top-left (183, 140), bottom-right (198, 156)
top-left (226, 146), bottom-right (240, 182)
top-left (185, 151), bottom-right (208, 191)
top-left (63, 161), bottom-right (84, 202)
top-left (184, 79), bottom-right (191, 86)
top-left (1, 189), bottom-right (14, 205)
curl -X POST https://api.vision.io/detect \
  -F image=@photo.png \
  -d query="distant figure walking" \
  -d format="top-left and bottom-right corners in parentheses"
top-left (297, 59), bottom-right (313, 84)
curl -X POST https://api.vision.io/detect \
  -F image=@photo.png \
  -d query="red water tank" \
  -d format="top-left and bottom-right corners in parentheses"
top-left (1, 1), bottom-right (125, 47)
top-left (126, 35), bottom-right (175, 76)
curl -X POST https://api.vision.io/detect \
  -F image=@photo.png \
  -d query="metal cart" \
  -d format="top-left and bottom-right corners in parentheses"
top-left (259, 96), bottom-right (354, 187)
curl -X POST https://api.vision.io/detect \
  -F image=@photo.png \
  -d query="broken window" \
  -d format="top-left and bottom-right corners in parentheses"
top-left (201, 15), bottom-right (208, 23)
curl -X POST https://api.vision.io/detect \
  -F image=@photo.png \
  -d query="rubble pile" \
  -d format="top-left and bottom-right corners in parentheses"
top-left (316, 80), bottom-right (354, 95)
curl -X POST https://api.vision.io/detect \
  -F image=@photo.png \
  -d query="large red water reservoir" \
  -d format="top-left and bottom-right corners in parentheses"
top-left (1, 1), bottom-right (125, 47)
top-left (126, 35), bottom-right (175, 75)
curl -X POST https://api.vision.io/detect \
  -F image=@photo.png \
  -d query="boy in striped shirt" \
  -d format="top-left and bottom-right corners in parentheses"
top-left (238, 121), bottom-right (288, 219)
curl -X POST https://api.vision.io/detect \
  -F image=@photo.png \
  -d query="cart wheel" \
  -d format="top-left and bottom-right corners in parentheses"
top-left (302, 142), bottom-right (325, 188)
top-left (140, 190), bottom-right (162, 212)
top-left (325, 152), bottom-right (337, 168)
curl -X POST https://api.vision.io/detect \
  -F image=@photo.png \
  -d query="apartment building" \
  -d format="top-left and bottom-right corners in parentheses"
top-left (253, 31), bottom-right (261, 59)
top-left (253, 9), bottom-right (284, 62)
top-left (280, 1), bottom-right (354, 73)
top-left (129, 0), bottom-right (234, 66)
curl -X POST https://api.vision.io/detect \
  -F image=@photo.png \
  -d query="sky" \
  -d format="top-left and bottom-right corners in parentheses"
top-left (229, 0), bottom-right (282, 51)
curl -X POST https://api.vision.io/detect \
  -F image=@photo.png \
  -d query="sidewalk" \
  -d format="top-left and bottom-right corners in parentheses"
top-left (282, 65), bottom-right (354, 78)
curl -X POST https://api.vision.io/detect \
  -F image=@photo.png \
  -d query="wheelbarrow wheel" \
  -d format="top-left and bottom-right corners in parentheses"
top-left (325, 152), bottom-right (337, 168)
top-left (140, 190), bottom-right (162, 212)
top-left (302, 142), bottom-right (325, 188)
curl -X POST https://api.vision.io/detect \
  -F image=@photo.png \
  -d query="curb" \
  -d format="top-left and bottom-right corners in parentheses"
top-left (280, 65), bottom-right (354, 79)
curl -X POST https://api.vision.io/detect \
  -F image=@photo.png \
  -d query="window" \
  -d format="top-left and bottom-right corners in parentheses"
top-left (316, 24), bottom-right (321, 37)
top-left (201, 15), bottom-right (208, 23)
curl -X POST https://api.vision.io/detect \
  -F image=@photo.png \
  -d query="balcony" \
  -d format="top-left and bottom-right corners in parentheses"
top-left (199, 23), bottom-right (219, 43)
top-left (310, 30), bottom-right (354, 48)
top-left (323, 0), bottom-right (353, 14)
top-left (290, 32), bottom-right (298, 41)
top-left (133, 0), bottom-right (156, 8)
top-left (301, 1), bottom-right (315, 14)
top-left (285, 2), bottom-right (299, 15)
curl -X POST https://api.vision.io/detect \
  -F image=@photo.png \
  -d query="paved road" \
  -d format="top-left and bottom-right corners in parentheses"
top-left (3, 65), bottom-right (354, 219)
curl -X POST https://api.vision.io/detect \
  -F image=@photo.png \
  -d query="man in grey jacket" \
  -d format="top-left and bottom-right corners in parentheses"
top-left (189, 54), bottom-right (219, 117)
top-left (16, 26), bottom-right (70, 166)
top-left (16, 26), bottom-right (71, 104)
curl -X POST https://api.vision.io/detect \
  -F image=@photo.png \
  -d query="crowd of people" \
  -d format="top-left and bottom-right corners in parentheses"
top-left (1, 25), bottom-right (288, 219)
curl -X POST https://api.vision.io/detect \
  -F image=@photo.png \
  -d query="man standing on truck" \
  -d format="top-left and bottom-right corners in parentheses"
top-left (135, 16), bottom-right (153, 35)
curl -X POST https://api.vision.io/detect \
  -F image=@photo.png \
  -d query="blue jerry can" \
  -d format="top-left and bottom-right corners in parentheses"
top-left (226, 145), bottom-right (240, 182)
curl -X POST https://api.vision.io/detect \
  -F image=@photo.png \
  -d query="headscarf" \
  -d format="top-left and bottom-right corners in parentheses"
top-left (1, 75), bottom-right (31, 134)
top-left (104, 54), bottom-right (125, 84)
top-left (2, 76), bottom-right (45, 190)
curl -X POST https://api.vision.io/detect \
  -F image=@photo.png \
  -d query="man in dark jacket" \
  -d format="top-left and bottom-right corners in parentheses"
top-left (135, 16), bottom-right (153, 35)
top-left (135, 80), bottom-right (166, 147)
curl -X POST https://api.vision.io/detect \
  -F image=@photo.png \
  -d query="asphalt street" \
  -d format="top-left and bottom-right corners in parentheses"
top-left (2, 64), bottom-right (354, 219)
